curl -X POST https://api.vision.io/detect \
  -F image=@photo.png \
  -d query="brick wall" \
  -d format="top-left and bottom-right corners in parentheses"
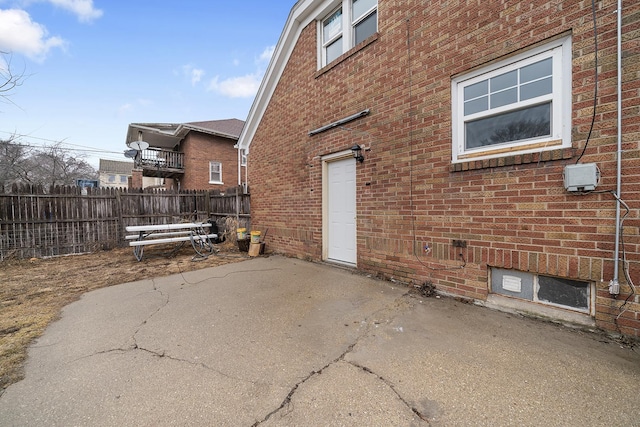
top-left (248, 0), bottom-right (640, 338)
top-left (130, 169), bottom-right (143, 189)
top-left (180, 132), bottom-right (238, 191)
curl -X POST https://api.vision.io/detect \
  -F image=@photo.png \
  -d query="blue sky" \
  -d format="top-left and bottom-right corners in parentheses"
top-left (0, 1), bottom-right (293, 168)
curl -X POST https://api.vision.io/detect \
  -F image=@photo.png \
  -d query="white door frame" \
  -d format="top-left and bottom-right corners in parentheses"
top-left (322, 150), bottom-right (357, 265)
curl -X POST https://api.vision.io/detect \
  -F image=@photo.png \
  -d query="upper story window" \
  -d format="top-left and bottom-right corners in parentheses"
top-left (451, 37), bottom-right (572, 163)
top-left (321, 0), bottom-right (378, 67)
top-left (353, 0), bottom-right (377, 44)
top-left (209, 161), bottom-right (222, 184)
top-left (323, 8), bottom-right (343, 64)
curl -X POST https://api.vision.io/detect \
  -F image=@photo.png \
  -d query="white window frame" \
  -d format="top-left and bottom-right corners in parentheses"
top-left (351, 0), bottom-right (377, 45)
top-left (209, 161), bottom-right (223, 184)
top-left (451, 36), bottom-right (572, 163)
top-left (319, 0), bottom-right (378, 67)
top-left (322, 6), bottom-right (343, 66)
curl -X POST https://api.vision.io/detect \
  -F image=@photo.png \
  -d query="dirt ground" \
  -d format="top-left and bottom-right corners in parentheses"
top-left (0, 242), bottom-right (250, 394)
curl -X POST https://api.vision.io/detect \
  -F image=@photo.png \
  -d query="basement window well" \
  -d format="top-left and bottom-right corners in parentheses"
top-left (490, 268), bottom-right (592, 314)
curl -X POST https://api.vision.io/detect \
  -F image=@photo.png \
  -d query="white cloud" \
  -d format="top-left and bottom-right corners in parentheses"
top-left (116, 99), bottom-right (153, 117)
top-left (207, 73), bottom-right (261, 98)
top-left (117, 103), bottom-right (133, 116)
top-left (206, 45), bottom-right (275, 99)
top-left (258, 45), bottom-right (275, 64)
top-left (190, 69), bottom-right (204, 85)
top-left (45, 0), bottom-right (103, 23)
top-left (181, 64), bottom-right (205, 86)
top-left (0, 9), bottom-right (66, 62)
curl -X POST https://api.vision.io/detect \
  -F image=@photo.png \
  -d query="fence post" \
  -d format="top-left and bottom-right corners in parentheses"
top-left (115, 189), bottom-right (124, 245)
top-left (204, 190), bottom-right (211, 220)
top-left (235, 185), bottom-right (240, 224)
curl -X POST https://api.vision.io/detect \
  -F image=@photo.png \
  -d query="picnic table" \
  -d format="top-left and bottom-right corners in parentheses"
top-left (125, 222), bottom-right (217, 261)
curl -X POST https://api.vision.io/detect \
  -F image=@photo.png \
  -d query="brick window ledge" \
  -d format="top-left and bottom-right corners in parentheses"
top-left (315, 33), bottom-right (379, 79)
top-left (450, 148), bottom-right (575, 172)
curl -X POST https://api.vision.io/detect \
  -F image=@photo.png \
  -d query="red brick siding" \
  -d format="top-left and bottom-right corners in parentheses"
top-left (130, 169), bottom-right (143, 189)
top-left (180, 133), bottom-right (238, 190)
top-left (248, 0), bottom-right (640, 337)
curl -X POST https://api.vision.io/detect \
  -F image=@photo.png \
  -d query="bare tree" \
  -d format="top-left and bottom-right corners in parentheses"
top-left (0, 139), bottom-right (97, 191)
top-left (1, 54), bottom-right (96, 191)
top-left (29, 143), bottom-right (97, 188)
top-left (0, 60), bottom-right (97, 190)
top-left (0, 51), bottom-right (27, 109)
top-left (0, 135), bottom-right (33, 190)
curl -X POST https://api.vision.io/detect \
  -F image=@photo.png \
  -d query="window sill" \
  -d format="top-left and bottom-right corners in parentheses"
top-left (485, 294), bottom-right (595, 328)
top-left (209, 181), bottom-right (223, 185)
top-left (315, 33), bottom-right (379, 79)
top-left (450, 148), bottom-right (574, 172)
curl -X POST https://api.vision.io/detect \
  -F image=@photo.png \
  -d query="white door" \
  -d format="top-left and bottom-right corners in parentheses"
top-left (327, 157), bottom-right (356, 264)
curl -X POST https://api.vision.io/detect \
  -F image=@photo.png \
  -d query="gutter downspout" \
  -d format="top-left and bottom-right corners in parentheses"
top-left (237, 145), bottom-right (241, 187)
top-left (236, 145), bottom-right (241, 224)
top-left (609, 0), bottom-right (623, 295)
top-left (244, 154), bottom-right (248, 194)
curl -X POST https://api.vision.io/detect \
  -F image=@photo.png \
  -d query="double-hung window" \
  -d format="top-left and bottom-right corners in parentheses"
top-left (452, 37), bottom-right (572, 163)
top-left (321, 0), bottom-right (378, 67)
top-left (209, 161), bottom-right (222, 184)
top-left (323, 8), bottom-right (343, 65)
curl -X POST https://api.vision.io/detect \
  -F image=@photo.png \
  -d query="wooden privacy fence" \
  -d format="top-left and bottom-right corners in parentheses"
top-left (0, 184), bottom-right (250, 260)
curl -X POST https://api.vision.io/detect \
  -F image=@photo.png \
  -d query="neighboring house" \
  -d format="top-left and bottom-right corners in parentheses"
top-left (126, 119), bottom-right (244, 191)
top-left (237, 1), bottom-right (640, 338)
top-left (98, 159), bottom-right (133, 188)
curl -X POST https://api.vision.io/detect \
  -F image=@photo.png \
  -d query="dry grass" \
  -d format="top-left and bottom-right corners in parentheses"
top-left (0, 243), bottom-right (248, 393)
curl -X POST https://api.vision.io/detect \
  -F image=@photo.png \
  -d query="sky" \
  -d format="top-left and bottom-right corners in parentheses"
top-left (0, 0), bottom-right (293, 169)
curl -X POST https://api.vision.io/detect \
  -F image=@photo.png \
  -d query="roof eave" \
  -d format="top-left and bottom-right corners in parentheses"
top-left (126, 123), bottom-right (182, 150)
top-left (237, 0), bottom-right (320, 153)
top-left (176, 124), bottom-right (239, 141)
top-left (127, 122), bottom-right (241, 151)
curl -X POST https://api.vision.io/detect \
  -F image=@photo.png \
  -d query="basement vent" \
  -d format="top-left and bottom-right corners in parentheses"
top-left (491, 268), bottom-right (591, 313)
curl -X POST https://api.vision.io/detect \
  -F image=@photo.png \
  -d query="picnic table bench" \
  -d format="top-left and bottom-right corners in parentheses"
top-left (125, 222), bottom-right (217, 261)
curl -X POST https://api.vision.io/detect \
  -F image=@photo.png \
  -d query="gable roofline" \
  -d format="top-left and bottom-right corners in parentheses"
top-left (127, 119), bottom-right (244, 150)
top-left (182, 119), bottom-right (245, 140)
top-left (237, 0), bottom-right (323, 153)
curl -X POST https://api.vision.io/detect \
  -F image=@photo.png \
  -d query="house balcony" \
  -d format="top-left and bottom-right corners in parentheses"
top-left (135, 148), bottom-right (185, 179)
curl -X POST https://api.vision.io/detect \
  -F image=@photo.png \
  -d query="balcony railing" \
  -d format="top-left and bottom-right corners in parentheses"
top-left (136, 148), bottom-right (184, 178)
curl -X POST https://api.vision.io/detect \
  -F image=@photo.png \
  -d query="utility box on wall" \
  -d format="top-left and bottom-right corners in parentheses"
top-left (563, 163), bottom-right (599, 192)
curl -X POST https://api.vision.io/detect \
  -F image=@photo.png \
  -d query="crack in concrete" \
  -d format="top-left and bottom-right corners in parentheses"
top-left (177, 267), bottom-right (284, 287)
top-left (71, 279), bottom-right (262, 386)
top-left (71, 342), bottom-right (261, 387)
top-left (252, 342), bottom-right (359, 426)
top-left (252, 293), bottom-right (430, 426)
top-left (69, 281), bottom-right (431, 424)
top-left (69, 281), bottom-right (168, 364)
top-left (131, 278), bottom-right (169, 339)
top-left (132, 344), bottom-right (263, 386)
top-left (346, 360), bottom-right (431, 424)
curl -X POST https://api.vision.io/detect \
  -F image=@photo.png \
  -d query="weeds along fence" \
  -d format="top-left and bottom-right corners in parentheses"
top-left (0, 184), bottom-right (250, 260)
